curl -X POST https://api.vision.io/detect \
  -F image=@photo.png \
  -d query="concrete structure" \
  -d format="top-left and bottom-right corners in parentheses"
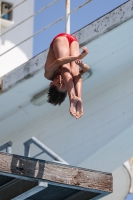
top-left (0, 0), bottom-right (34, 77)
top-left (0, 0), bottom-right (133, 199)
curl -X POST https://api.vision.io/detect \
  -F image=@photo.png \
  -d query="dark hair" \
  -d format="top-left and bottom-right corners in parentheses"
top-left (47, 85), bottom-right (67, 106)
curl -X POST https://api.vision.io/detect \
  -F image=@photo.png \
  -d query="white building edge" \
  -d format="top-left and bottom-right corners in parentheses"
top-left (0, 0), bottom-right (34, 77)
top-left (0, 1), bottom-right (133, 199)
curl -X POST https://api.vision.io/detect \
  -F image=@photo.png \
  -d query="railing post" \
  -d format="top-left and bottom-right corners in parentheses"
top-left (6, 141), bottom-right (13, 154)
top-left (24, 142), bottom-right (30, 157)
top-left (66, 0), bottom-right (70, 34)
top-left (0, 141), bottom-right (13, 154)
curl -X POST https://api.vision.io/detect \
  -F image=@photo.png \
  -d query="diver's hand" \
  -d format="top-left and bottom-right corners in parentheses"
top-left (78, 46), bottom-right (89, 59)
top-left (75, 59), bottom-right (84, 67)
top-left (75, 59), bottom-right (90, 72)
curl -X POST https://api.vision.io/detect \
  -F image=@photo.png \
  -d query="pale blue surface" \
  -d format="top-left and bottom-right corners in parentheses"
top-left (126, 193), bottom-right (133, 200)
top-left (33, 0), bottom-right (128, 56)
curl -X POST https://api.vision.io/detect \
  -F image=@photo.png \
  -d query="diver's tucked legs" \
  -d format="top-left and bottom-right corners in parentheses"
top-left (61, 66), bottom-right (78, 117)
top-left (70, 41), bottom-right (83, 119)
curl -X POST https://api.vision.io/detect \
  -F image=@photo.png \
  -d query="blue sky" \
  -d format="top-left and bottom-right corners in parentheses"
top-left (125, 194), bottom-right (133, 200)
top-left (33, 0), bottom-right (128, 56)
top-left (126, 193), bottom-right (133, 200)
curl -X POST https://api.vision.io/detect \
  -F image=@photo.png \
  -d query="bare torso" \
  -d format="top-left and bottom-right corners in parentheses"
top-left (45, 45), bottom-right (72, 80)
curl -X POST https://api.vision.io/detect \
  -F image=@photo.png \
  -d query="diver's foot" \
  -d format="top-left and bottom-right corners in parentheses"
top-left (69, 96), bottom-right (79, 117)
top-left (76, 99), bottom-right (83, 119)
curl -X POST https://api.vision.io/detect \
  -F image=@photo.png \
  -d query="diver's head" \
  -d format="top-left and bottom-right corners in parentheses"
top-left (50, 75), bottom-right (66, 92)
top-left (47, 75), bottom-right (67, 105)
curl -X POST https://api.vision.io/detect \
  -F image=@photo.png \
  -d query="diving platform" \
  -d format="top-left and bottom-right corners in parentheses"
top-left (0, 152), bottom-right (113, 200)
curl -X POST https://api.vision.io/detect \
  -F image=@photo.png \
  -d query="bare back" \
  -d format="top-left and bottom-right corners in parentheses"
top-left (44, 37), bottom-right (70, 80)
top-left (45, 46), bottom-right (56, 71)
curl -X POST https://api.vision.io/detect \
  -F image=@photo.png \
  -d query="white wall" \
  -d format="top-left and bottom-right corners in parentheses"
top-left (102, 165), bottom-right (130, 200)
top-left (0, 0), bottom-right (34, 77)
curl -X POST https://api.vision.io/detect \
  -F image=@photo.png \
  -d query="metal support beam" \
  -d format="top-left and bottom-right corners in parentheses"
top-left (12, 180), bottom-right (48, 200)
top-left (0, 152), bottom-right (113, 194)
top-left (0, 141), bottom-right (12, 154)
top-left (6, 141), bottom-right (12, 154)
top-left (24, 143), bottom-right (30, 157)
top-left (24, 137), bottom-right (68, 164)
top-left (66, 0), bottom-right (70, 33)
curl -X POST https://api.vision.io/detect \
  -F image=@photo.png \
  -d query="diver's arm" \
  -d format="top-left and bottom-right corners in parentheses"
top-left (45, 55), bottom-right (81, 80)
top-left (44, 46), bottom-right (89, 80)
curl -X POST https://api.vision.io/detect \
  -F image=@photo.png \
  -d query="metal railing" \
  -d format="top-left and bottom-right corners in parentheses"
top-left (0, 0), bottom-right (92, 56)
top-left (24, 137), bottom-right (68, 165)
top-left (0, 137), bottom-right (68, 164)
top-left (0, 141), bottom-right (13, 153)
top-left (0, 0), bottom-right (60, 37)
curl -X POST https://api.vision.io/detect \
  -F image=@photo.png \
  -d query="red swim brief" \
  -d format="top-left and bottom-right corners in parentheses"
top-left (50, 33), bottom-right (78, 47)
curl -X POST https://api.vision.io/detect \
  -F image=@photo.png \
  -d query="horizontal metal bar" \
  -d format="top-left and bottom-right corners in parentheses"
top-left (0, 171), bottom-right (111, 195)
top-left (0, 16), bottom-right (63, 56)
top-left (33, 151), bottom-right (45, 158)
top-left (12, 180), bottom-right (48, 200)
top-left (0, 0), bottom-right (92, 56)
top-left (0, 179), bottom-right (18, 192)
top-left (0, 171), bottom-right (36, 182)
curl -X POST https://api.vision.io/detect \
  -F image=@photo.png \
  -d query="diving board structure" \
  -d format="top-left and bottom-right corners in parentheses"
top-left (0, 152), bottom-right (113, 200)
top-left (1, 1), bottom-right (133, 199)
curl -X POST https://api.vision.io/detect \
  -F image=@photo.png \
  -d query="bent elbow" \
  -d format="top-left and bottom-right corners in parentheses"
top-left (56, 58), bottom-right (61, 66)
top-left (44, 72), bottom-right (51, 80)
